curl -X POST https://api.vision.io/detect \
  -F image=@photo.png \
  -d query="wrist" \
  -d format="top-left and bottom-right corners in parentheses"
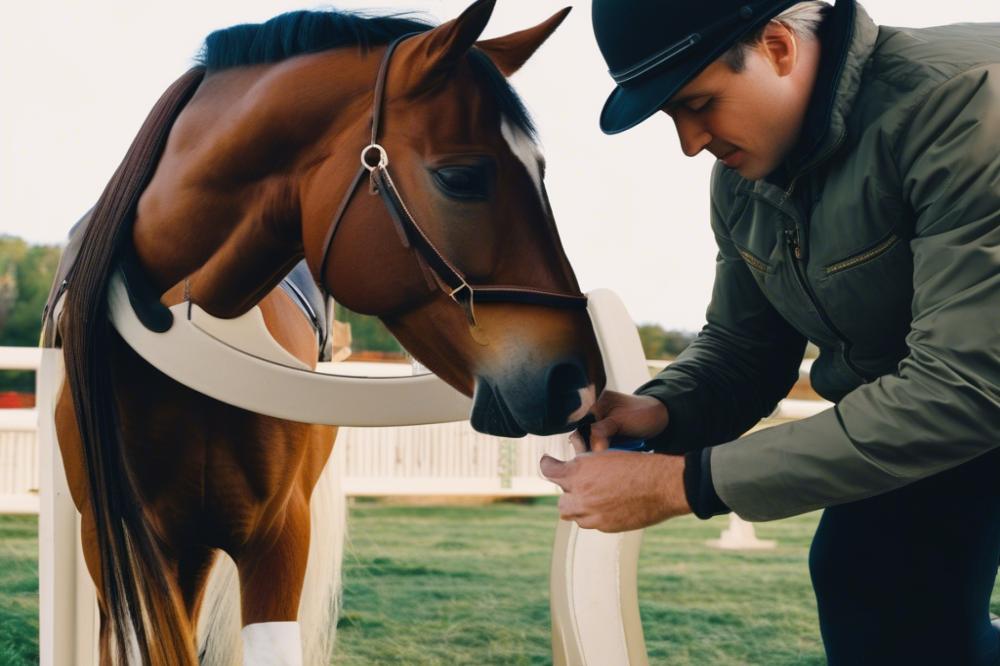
top-left (682, 448), bottom-right (730, 520)
top-left (658, 454), bottom-right (691, 519)
top-left (677, 455), bottom-right (692, 516)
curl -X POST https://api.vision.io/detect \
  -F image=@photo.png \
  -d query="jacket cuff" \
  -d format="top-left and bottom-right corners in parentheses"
top-left (682, 448), bottom-right (730, 520)
top-left (635, 385), bottom-right (700, 454)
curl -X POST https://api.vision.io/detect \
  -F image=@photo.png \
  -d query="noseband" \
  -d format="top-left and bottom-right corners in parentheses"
top-left (314, 35), bottom-right (588, 327)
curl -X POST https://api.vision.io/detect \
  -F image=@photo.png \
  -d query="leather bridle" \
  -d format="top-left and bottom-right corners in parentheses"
top-left (313, 34), bottom-right (588, 327)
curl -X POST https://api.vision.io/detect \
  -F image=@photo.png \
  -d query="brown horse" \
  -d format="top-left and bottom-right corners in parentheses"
top-left (48, 1), bottom-right (605, 664)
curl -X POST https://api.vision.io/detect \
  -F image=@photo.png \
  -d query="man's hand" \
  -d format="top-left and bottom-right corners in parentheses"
top-left (540, 451), bottom-right (691, 532)
top-left (570, 391), bottom-right (669, 453)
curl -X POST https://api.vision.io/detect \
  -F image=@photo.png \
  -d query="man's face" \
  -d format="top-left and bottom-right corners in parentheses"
top-left (661, 25), bottom-right (818, 181)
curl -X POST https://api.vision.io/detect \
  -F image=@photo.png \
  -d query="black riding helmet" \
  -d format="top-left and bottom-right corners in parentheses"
top-left (593, 0), bottom-right (809, 134)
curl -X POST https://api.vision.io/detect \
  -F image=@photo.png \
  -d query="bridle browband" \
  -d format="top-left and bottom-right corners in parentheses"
top-left (313, 35), bottom-right (588, 327)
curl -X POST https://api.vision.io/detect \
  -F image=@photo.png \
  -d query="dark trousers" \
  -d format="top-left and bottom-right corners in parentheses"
top-left (809, 447), bottom-right (1000, 665)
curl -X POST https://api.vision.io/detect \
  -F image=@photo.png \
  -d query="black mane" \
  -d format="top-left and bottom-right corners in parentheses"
top-left (196, 9), bottom-right (535, 136)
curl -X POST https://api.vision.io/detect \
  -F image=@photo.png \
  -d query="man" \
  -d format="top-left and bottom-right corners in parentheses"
top-left (540, 0), bottom-right (1000, 662)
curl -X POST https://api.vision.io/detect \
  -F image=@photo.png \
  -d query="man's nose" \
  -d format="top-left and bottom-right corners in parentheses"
top-left (673, 114), bottom-right (712, 157)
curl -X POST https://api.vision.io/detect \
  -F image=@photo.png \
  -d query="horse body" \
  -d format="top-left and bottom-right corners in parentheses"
top-left (57, 288), bottom-right (335, 662)
top-left (52, 2), bottom-right (601, 663)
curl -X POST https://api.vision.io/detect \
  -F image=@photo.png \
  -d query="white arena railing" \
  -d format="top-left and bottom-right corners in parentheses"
top-left (2, 319), bottom-right (831, 666)
top-left (0, 347), bottom-right (826, 509)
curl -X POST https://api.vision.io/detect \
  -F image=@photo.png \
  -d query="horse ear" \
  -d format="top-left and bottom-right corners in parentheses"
top-left (402, 0), bottom-right (496, 80)
top-left (477, 7), bottom-right (572, 77)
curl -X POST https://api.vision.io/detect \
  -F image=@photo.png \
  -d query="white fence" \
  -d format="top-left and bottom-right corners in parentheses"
top-left (0, 409), bottom-right (40, 513)
top-left (20, 294), bottom-right (832, 666)
top-left (0, 346), bottom-right (827, 512)
top-left (0, 348), bottom-right (578, 510)
top-left (341, 423), bottom-right (573, 496)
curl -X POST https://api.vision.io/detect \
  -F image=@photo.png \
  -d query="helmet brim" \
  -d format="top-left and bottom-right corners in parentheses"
top-left (598, 0), bottom-right (803, 135)
top-left (599, 49), bottom-right (719, 135)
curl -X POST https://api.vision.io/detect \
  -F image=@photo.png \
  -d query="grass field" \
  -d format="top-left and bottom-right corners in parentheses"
top-left (0, 515), bottom-right (38, 665)
top-left (2, 504), bottom-right (998, 665)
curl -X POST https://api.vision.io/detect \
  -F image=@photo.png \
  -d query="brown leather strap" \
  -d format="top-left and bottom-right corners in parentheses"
top-left (315, 165), bottom-right (366, 284)
top-left (314, 35), bottom-right (413, 285)
top-left (368, 33), bottom-right (404, 146)
top-left (312, 34), bottom-right (588, 323)
top-left (371, 161), bottom-right (589, 320)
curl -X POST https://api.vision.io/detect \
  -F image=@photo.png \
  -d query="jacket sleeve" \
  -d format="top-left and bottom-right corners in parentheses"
top-left (635, 163), bottom-right (807, 454)
top-left (710, 66), bottom-right (1000, 521)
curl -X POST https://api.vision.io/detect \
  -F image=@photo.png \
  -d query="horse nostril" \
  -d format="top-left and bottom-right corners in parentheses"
top-left (546, 360), bottom-right (589, 423)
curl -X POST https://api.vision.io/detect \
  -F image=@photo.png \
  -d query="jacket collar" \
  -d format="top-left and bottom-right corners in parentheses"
top-left (763, 0), bottom-right (879, 188)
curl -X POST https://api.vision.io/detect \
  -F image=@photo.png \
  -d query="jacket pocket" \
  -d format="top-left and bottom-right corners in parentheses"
top-left (824, 233), bottom-right (901, 275)
top-left (736, 247), bottom-right (771, 275)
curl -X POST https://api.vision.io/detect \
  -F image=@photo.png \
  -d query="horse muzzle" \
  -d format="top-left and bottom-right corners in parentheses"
top-left (470, 358), bottom-right (596, 437)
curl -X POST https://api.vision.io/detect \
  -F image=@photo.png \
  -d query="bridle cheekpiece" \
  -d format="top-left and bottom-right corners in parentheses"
top-left (314, 35), bottom-right (588, 328)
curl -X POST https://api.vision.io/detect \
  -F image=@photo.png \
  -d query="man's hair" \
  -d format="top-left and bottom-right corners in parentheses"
top-left (721, 1), bottom-right (832, 72)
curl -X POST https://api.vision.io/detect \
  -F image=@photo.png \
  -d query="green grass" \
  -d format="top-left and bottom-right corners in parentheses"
top-left (331, 500), bottom-right (828, 666)
top-left (0, 515), bottom-right (39, 665)
top-left (2, 505), bottom-right (998, 665)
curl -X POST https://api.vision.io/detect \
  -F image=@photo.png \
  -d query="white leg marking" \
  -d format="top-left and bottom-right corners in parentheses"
top-left (567, 384), bottom-right (597, 425)
top-left (242, 621), bottom-right (302, 666)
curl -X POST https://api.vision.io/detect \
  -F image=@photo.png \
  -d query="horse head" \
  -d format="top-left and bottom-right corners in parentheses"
top-left (303, 0), bottom-right (605, 437)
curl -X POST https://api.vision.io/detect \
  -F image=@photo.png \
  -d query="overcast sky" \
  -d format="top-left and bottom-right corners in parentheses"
top-left (1, 1), bottom-right (995, 330)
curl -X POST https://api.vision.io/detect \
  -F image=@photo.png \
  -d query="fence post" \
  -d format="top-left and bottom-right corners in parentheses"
top-left (707, 514), bottom-right (776, 550)
top-left (550, 290), bottom-right (649, 666)
top-left (36, 348), bottom-right (103, 666)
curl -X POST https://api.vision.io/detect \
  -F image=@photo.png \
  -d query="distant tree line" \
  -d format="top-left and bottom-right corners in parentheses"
top-left (637, 324), bottom-right (696, 360)
top-left (0, 235), bottom-right (745, 387)
top-left (0, 237), bottom-right (62, 391)
top-left (333, 304), bottom-right (404, 355)
top-left (336, 313), bottom-right (700, 361)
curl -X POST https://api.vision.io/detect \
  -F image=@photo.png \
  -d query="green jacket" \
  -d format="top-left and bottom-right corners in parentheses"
top-left (637, 1), bottom-right (1000, 521)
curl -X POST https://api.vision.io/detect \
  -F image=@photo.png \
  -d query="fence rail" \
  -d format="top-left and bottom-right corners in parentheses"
top-left (0, 346), bottom-right (828, 512)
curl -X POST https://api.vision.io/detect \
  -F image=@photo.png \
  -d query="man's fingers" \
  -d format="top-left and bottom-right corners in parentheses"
top-left (540, 454), bottom-right (573, 491)
top-left (540, 454), bottom-right (566, 476)
top-left (558, 497), bottom-right (603, 531)
top-left (589, 390), bottom-right (624, 420)
top-left (587, 418), bottom-right (620, 452)
top-left (559, 495), bottom-right (580, 521)
top-left (575, 515), bottom-right (603, 531)
top-left (569, 429), bottom-right (588, 454)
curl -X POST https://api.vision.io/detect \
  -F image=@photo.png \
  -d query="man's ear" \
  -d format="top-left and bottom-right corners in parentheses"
top-left (395, 0), bottom-right (496, 91)
top-left (477, 7), bottom-right (572, 77)
top-left (760, 21), bottom-right (798, 77)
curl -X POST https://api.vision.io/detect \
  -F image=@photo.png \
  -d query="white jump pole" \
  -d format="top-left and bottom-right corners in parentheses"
top-left (550, 289), bottom-right (649, 666)
top-left (38, 348), bottom-right (99, 666)
top-left (39, 286), bottom-right (653, 665)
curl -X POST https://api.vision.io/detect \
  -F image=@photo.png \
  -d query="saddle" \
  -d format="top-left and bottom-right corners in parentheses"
top-left (42, 209), bottom-right (343, 362)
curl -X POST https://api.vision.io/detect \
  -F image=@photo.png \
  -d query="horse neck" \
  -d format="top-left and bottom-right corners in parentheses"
top-left (132, 48), bottom-right (383, 318)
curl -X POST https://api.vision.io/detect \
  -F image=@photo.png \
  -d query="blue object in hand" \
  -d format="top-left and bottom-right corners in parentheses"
top-left (576, 419), bottom-right (653, 452)
top-left (608, 436), bottom-right (652, 452)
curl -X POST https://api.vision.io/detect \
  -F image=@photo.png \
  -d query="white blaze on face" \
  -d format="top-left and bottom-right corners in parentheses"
top-left (242, 622), bottom-right (302, 666)
top-left (502, 117), bottom-right (591, 427)
top-left (500, 117), bottom-right (545, 203)
top-left (567, 383), bottom-right (597, 426)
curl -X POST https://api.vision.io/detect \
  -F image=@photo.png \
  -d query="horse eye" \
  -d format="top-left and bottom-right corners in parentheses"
top-left (433, 165), bottom-right (489, 200)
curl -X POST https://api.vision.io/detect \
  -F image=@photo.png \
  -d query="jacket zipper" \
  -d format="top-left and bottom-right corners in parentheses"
top-left (825, 234), bottom-right (901, 275)
top-left (737, 248), bottom-right (769, 273)
top-left (754, 129), bottom-right (871, 381)
top-left (783, 226), bottom-right (870, 381)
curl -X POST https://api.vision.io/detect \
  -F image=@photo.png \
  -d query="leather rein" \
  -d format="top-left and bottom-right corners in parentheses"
top-left (313, 35), bottom-right (589, 327)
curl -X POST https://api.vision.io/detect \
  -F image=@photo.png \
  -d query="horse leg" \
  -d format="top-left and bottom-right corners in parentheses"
top-left (175, 546), bottom-right (219, 641)
top-left (233, 491), bottom-right (311, 665)
top-left (82, 506), bottom-right (215, 664)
